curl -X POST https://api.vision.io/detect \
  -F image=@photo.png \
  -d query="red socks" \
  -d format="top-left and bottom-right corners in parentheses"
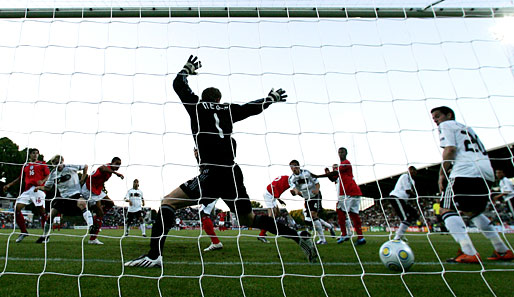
top-left (349, 212), bottom-right (363, 239)
top-left (259, 229), bottom-right (267, 236)
top-left (337, 209), bottom-right (347, 236)
top-left (15, 211), bottom-right (28, 233)
top-left (201, 216), bottom-right (220, 244)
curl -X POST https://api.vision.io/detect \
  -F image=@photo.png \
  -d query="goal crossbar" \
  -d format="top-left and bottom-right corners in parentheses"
top-left (0, 6), bottom-right (513, 19)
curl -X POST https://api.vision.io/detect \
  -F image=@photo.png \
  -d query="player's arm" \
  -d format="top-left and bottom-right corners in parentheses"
top-left (492, 192), bottom-right (506, 202)
top-left (3, 176), bottom-right (21, 192)
top-left (277, 198), bottom-right (286, 206)
top-left (311, 183), bottom-right (320, 195)
top-left (79, 165), bottom-right (89, 185)
top-left (99, 165), bottom-right (124, 179)
top-left (312, 169), bottom-right (338, 180)
top-left (439, 146), bottom-right (456, 193)
top-left (231, 89), bottom-right (287, 123)
top-left (173, 55), bottom-right (201, 104)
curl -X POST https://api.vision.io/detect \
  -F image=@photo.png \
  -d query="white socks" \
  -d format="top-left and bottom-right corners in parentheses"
top-left (140, 223), bottom-right (146, 236)
top-left (444, 214), bottom-right (477, 255)
top-left (83, 210), bottom-right (93, 226)
top-left (313, 219), bottom-right (325, 242)
top-left (394, 222), bottom-right (409, 240)
top-left (471, 214), bottom-right (508, 253)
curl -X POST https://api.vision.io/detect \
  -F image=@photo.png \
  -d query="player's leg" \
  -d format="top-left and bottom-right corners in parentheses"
top-left (347, 197), bottom-right (365, 245)
top-left (318, 217), bottom-right (335, 237)
top-left (442, 178), bottom-right (480, 262)
top-left (200, 199), bottom-right (223, 251)
top-left (14, 200), bottom-right (29, 241)
top-left (464, 181), bottom-right (513, 261)
top-left (77, 198), bottom-right (93, 226)
top-left (139, 213), bottom-right (146, 236)
top-left (336, 197), bottom-right (350, 243)
top-left (390, 197), bottom-right (411, 241)
top-left (124, 212), bottom-right (133, 236)
top-left (309, 200), bottom-right (326, 245)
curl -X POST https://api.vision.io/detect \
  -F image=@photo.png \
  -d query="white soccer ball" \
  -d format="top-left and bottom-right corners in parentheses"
top-left (379, 240), bottom-right (415, 271)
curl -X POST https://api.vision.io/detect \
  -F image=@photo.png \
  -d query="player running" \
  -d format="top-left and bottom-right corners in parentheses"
top-left (432, 106), bottom-right (513, 263)
top-left (81, 157), bottom-right (124, 245)
top-left (124, 179), bottom-right (146, 237)
top-left (35, 155), bottom-right (92, 243)
top-left (388, 166), bottom-right (419, 242)
top-left (125, 55), bottom-right (316, 268)
top-left (3, 148), bottom-right (49, 243)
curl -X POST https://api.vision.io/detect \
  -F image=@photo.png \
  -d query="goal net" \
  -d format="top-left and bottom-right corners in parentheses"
top-left (0, 0), bottom-right (513, 296)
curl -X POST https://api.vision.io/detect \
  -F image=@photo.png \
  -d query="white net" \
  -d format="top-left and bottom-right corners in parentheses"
top-left (0, 0), bottom-right (513, 296)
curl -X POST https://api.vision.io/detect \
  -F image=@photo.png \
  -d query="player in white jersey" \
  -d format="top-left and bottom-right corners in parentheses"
top-left (289, 160), bottom-right (327, 245)
top-left (388, 166), bottom-right (419, 241)
top-left (124, 179), bottom-right (146, 236)
top-left (493, 169), bottom-right (514, 220)
top-left (35, 155), bottom-right (93, 243)
top-left (432, 106), bottom-right (513, 263)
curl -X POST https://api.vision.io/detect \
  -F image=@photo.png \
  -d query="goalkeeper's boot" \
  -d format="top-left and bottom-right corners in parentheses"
top-left (298, 231), bottom-right (317, 263)
top-left (487, 250), bottom-right (514, 261)
top-left (15, 233), bottom-right (28, 243)
top-left (203, 242), bottom-right (223, 252)
top-left (125, 255), bottom-right (162, 268)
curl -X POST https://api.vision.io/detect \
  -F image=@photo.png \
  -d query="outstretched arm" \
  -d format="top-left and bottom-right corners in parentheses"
top-left (173, 55), bottom-right (201, 105)
top-left (231, 88), bottom-right (287, 123)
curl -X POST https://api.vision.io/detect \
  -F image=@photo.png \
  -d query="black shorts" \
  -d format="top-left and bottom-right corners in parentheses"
top-left (443, 177), bottom-right (491, 214)
top-left (126, 210), bottom-right (144, 223)
top-left (389, 196), bottom-right (419, 223)
top-left (179, 164), bottom-right (251, 215)
top-left (304, 194), bottom-right (322, 214)
top-left (51, 193), bottom-right (83, 216)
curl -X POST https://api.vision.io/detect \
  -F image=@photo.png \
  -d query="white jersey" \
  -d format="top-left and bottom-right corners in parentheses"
top-left (499, 177), bottom-right (514, 201)
top-left (289, 169), bottom-right (319, 200)
top-left (389, 173), bottom-right (415, 199)
top-left (44, 164), bottom-right (84, 198)
top-left (125, 188), bottom-right (144, 212)
top-left (438, 120), bottom-right (494, 182)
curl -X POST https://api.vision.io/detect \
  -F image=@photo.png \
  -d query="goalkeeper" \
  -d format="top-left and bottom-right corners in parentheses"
top-left (125, 55), bottom-right (317, 267)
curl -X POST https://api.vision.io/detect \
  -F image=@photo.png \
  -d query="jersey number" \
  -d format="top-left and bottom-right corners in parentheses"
top-left (462, 131), bottom-right (487, 155)
top-left (213, 113), bottom-right (224, 138)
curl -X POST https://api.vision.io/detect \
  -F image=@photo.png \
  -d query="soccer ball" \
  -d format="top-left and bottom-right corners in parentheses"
top-left (379, 240), bottom-right (414, 271)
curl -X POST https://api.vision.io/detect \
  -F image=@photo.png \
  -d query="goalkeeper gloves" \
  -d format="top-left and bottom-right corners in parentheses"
top-left (182, 55), bottom-right (202, 75)
top-left (267, 88), bottom-right (287, 102)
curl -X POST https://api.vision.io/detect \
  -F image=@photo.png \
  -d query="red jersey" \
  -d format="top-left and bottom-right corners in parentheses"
top-left (86, 165), bottom-right (113, 195)
top-left (338, 160), bottom-right (362, 196)
top-left (218, 212), bottom-right (226, 222)
top-left (22, 161), bottom-right (50, 191)
top-left (266, 175), bottom-right (290, 198)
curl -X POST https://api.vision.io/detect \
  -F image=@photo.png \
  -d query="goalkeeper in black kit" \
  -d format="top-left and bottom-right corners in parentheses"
top-left (125, 55), bottom-right (317, 267)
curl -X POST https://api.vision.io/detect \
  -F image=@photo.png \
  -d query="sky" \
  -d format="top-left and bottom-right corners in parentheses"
top-left (0, 0), bottom-right (513, 212)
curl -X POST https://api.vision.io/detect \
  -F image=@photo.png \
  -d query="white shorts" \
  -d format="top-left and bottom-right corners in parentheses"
top-left (199, 198), bottom-right (218, 215)
top-left (81, 184), bottom-right (107, 203)
top-left (17, 186), bottom-right (46, 207)
top-left (263, 191), bottom-right (278, 209)
top-left (338, 196), bottom-right (361, 213)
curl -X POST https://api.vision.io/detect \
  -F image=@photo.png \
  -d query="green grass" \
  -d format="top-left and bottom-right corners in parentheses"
top-left (0, 229), bottom-right (512, 296)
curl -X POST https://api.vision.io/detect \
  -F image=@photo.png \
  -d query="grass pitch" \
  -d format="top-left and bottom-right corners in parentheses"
top-left (0, 228), bottom-right (512, 296)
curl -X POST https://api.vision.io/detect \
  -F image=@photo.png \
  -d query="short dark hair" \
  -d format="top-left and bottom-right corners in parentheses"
top-left (430, 106), bottom-right (455, 120)
top-left (29, 148), bottom-right (39, 154)
top-left (289, 160), bottom-right (300, 166)
top-left (201, 87), bottom-right (222, 102)
top-left (338, 147), bottom-right (347, 153)
top-left (111, 157), bottom-right (121, 163)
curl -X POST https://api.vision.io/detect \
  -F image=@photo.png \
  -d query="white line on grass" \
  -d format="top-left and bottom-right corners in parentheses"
top-left (3, 257), bottom-right (514, 266)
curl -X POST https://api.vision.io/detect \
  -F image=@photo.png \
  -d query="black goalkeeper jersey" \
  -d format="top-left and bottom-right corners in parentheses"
top-left (173, 71), bottom-right (274, 166)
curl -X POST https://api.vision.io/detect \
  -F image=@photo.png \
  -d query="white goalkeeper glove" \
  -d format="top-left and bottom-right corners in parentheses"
top-left (267, 88), bottom-right (287, 102)
top-left (182, 55), bottom-right (202, 75)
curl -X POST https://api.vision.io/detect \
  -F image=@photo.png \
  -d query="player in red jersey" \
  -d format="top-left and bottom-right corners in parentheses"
top-left (81, 157), bottom-right (124, 244)
top-left (3, 148), bottom-right (50, 243)
top-left (315, 147), bottom-right (366, 245)
top-left (257, 175), bottom-right (290, 243)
